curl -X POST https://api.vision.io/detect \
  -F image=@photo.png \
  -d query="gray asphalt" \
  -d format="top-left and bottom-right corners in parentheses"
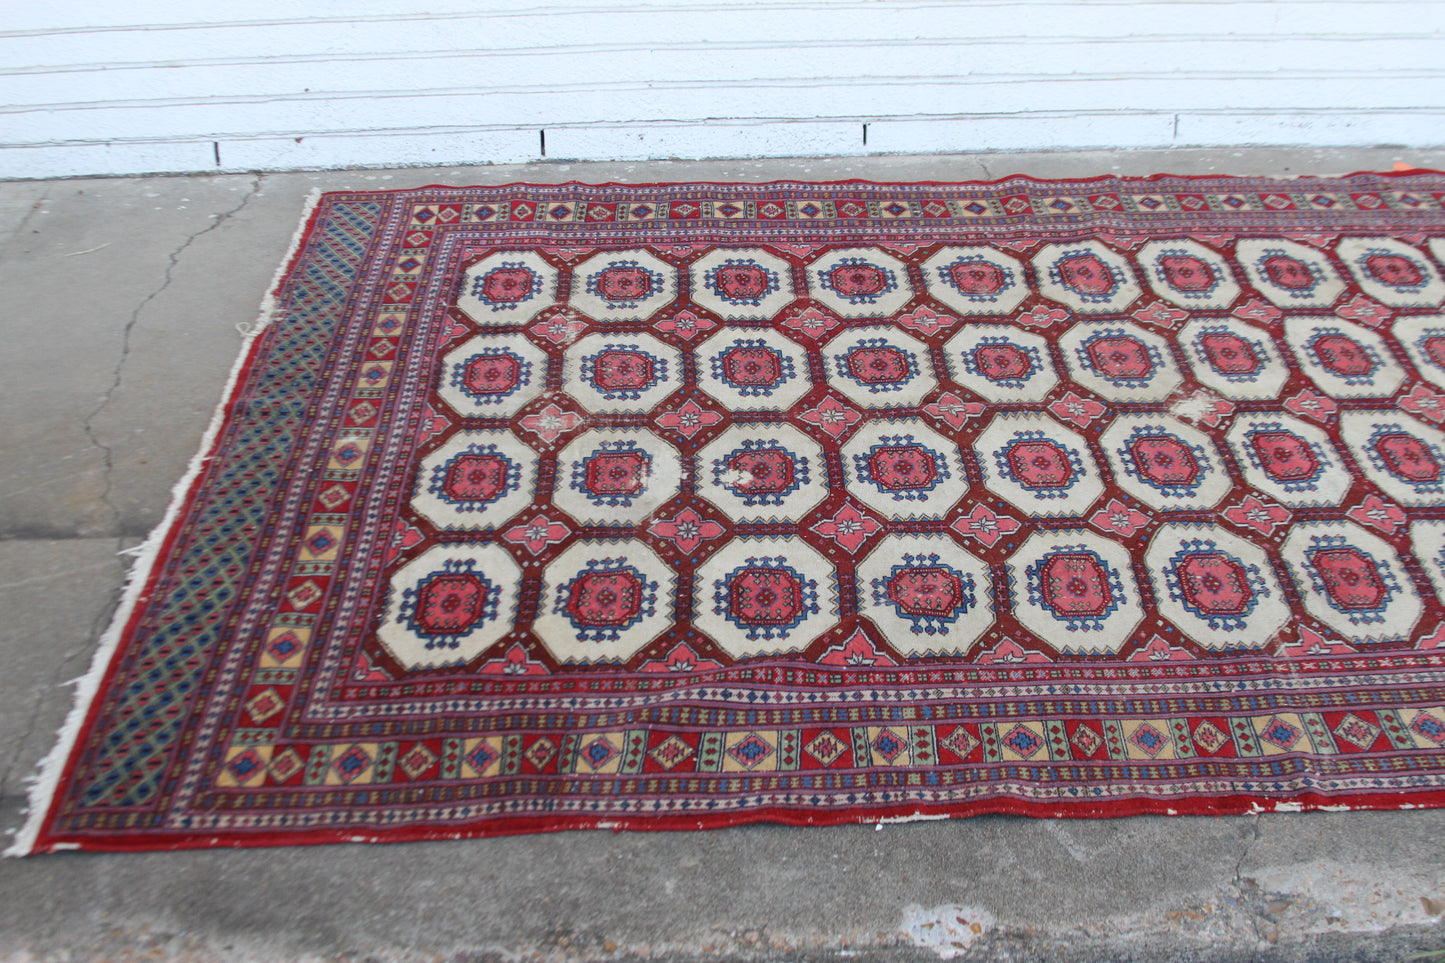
top-left (2, 148), bottom-right (1444, 963)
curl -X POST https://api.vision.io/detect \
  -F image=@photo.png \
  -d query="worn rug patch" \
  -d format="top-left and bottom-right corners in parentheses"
top-left (17, 174), bottom-right (1445, 852)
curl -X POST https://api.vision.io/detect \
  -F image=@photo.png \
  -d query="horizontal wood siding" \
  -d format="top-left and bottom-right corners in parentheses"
top-left (2, 0), bottom-right (1443, 178)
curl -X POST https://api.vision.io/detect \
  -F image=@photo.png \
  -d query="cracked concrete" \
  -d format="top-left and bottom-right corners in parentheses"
top-left (1232, 813), bottom-right (1265, 942)
top-left (3, 147), bottom-right (1445, 962)
top-left (80, 173), bottom-right (266, 541)
top-left (0, 540), bottom-right (124, 807)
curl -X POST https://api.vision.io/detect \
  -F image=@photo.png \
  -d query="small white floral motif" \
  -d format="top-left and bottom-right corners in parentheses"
top-left (970, 515), bottom-right (999, 535)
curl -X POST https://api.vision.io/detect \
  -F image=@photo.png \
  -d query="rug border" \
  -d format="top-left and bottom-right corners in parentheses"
top-left (14, 169), bottom-right (1445, 855)
top-left (20, 790), bottom-right (1445, 854)
top-left (309, 165), bottom-right (1445, 194)
top-left (6, 189), bottom-right (327, 858)
top-left (313, 164), bottom-right (1445, 190)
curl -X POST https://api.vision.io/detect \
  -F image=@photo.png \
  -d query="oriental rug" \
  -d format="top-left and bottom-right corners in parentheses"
top-left (18, 173), bottom-right (1445, 853)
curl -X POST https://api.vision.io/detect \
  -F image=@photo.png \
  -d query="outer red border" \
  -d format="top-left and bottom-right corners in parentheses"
top-left (37, 790), bottom-right (1445, 854)
top-left (366, 166), bottom-right (1445, 192)
top-left (28, 170), bottom-right (1445, 855)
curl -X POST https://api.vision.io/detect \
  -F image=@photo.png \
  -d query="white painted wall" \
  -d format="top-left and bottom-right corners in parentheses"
top-left (2, 0), bottom-right (1443, 179)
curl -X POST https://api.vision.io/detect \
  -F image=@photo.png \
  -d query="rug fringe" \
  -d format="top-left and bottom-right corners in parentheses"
top-left (5, 188), bottom-right (325, 858)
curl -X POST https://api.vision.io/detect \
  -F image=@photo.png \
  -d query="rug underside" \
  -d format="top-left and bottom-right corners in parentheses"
top-left (17, 173), bottom-right (1445, 854)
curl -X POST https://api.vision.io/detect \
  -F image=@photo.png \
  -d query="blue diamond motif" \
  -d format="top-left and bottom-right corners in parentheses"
top-left (583, 737), bottom-right (618, 768)
top-left (467, 742), bottom-right (498, 772)
top-left (1002, 725), bottom-right (1044, 758)
top-left (1260, 719), bottom-right (1302, 750)
top-left (728, 734), bottom-right (774, 769)
top-left (872, 730), bottom-right (906, 762)
top-left (1130, 725), bottom-right (1167, 755)
top-left (1413, 714), bottom-right (1445, 743)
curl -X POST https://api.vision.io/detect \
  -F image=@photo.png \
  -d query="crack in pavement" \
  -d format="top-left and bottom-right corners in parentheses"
top-left (0, 552), bottom-right (125, 807)
top-left (1232, 813), bottom-right (1266, 944)
top-left (2, 186), bottom-right (52, 252)
top-left (6, 176), bottom-right (267, 819)
top-left (79, 173), bottom-right (265, 538)
top-left (1233, 812), bottom-right (1261, 887)
top-left (0, 559), bottom-right (117, 593)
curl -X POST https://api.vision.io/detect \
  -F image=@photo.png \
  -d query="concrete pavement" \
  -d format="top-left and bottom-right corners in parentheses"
top-left (3, 148), bottom-right (1445, 962)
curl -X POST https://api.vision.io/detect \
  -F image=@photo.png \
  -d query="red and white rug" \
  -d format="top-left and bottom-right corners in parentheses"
top-left (16, 173), bottom-right (1445, 853)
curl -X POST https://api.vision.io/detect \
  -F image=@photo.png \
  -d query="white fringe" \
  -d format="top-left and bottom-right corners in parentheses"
top-left (6, 188), bottom-right (325, 857)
